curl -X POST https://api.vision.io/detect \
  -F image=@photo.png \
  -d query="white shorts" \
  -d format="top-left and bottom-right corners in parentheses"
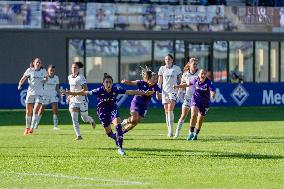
top-left (42, 96), bottom-right (59, 106)
top-left (182, 95), bottom-right (192, 108)
top-left (25, 94), bottom-right (43, 104)
top-left (182, 97), bottom-right (191, 108)
top-left (162, 92), bottom-right (177, 104)
top-left (69, 101), bottom-right (88, 112)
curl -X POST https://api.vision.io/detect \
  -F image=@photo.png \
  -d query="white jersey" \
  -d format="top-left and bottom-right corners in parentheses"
top-left (158, 65), bottom-right (182, 94)
top-left (68, 74), bottom-right (88, 103)
top-left (43, 75), bottom-right (59, 97)
top-left (182, 70), bottom-right (199, 99)
top-left (24, 68), bottom-right (47, 96)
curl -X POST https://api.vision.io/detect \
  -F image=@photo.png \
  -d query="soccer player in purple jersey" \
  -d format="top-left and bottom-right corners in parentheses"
top-left (174, 69), bottom-right (216, 141)
top-left (63, 73), bottom-right (153, 156)
top-left (120, 68), bottom-right (162, 134)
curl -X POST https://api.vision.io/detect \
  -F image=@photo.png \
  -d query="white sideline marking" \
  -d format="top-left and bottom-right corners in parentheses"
top-left (3, 172), bottom-right (149, 186)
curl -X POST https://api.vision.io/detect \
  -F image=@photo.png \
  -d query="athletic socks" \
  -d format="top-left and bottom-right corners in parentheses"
top-left (35, 115), bottom-right (42, 129)
top-left (71, 111), bottom-right (81, 137)
top-left (25, 115), bottom-right (31, 128)
top-left (175, 118), bottom-right (184, 137)
top-left (107, 131), bottom-right (116, 140)
top-left (195, 128), bottom-right (200, 135)
top-left (167, 111), bottom-right (174, 137)
top-left (122, 129), bottom-right (129, 134)
top-left (53, 114), bottom-right (58, 128)
top-left (190, 126), bottom-right (195, 134)
top-left (80, 112), bottom-right (94, 124)
top-left (165, 112), bottom-right (169, 128)
top-left (115, 124), bottom-right (123, 149)
top-left (31, 114), bottom-right (39, 129)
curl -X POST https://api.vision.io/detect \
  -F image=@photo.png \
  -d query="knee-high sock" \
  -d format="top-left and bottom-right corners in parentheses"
top-left (53, 114), bottom-right (58, 127)
top-left (115, 124), bottom-right (123, 149)
top-left (168, 111), bottom-right (174, 135)
top-left (31, 110), bottom-right (39, 129)
top-left (25, 115), bottom-right (31, 128)
top-left (189, 125), bottom-right (195, 134)
top-left (34, 115), bottom-right (42, 129)
top-left (165, 112), bottom-right (169, 128)
top-left (107, 131), bottom-right (116, 140)
top-left (122, 128), bottom-right (129, 134)
top-left (71, 112), bottom-right (80, 137)
top-left (175, 118), bottom-right (184, 135)
top-left (195, 128), bottom-right (201, 135)
top-left (80, 111), bottom-right (94, 123)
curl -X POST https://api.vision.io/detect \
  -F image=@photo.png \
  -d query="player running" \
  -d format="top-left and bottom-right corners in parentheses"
top-left (63, 73), bottom-right (154, 156)
top-left (35, 65), bottom-right (60, 130)
top-left (174, 57), bottom-right (199, 138)
top-left (67, 61), bottom-right (95, 140)
top-left (174, 69), bottom-right (216, 140)
top-left (18, 58), bottom-right (48, 135)
top-left (120, 67), bottom-right (161, 134)
top-left (158, 54), bottom-right (182, 138)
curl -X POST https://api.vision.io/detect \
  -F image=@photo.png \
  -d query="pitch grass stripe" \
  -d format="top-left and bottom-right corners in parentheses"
top-left (3, 172), bottom-right (149, 186)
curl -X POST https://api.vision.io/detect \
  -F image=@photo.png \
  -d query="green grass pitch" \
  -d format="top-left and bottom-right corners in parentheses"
top-left (0, 107), bottom-right (283, 189)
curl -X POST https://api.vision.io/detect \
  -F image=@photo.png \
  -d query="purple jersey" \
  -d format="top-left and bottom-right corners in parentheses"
top-left (89, 85), bottom-right (126, 109)
top-left (89, 85), bottom-right (126, 127)
top-left (132, 80), bottom-right (161, 108)
top-left (190, 77), bottom-right (215, 107)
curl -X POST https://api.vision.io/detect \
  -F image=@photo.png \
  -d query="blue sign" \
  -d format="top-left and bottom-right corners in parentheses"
top-left (1, 83), bottom-right (284, 109)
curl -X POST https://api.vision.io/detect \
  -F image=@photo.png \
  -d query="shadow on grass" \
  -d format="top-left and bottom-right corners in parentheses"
top-left (95, 147), bottom-right (283, 160)
top-left (1, 145), bottom-right (282, 160)
top-left (200, 136), bottom-right (284, 144)
top-left (124, 135), bottom-right (284, 144)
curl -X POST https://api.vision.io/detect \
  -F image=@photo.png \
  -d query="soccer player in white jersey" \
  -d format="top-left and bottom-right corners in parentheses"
top-left (18, 58), bottom-right (48, 135)
top-left (174, 57), bottom-right (199, 138)
top-left (67, 61), bottom-right (95, 140)
top-left (158, 54), bottom-right (182, 138)
top-left (35, 65), bottom-right (60, 130)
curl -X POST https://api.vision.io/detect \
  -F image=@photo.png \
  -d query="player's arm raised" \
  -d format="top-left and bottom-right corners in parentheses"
top-left (173, 83), bottom-right (190, 89)
top-left (63, 89), bottom-right (88, 96)
top-left (125, 90), bottom-right (154, 96)
top-left (121, 79), bottom-right (138, 86)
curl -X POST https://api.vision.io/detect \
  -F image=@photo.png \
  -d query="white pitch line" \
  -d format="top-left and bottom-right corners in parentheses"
top-left (2, 172), bottom-right (149, 186)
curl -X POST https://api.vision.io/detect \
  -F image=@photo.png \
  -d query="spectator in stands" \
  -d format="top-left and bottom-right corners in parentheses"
top-left (230, 71), bottom-right (243, 83)
top-left (207, 0), bottom-right (226, 5)
top-left (143, 5), bottom-right (156, 30)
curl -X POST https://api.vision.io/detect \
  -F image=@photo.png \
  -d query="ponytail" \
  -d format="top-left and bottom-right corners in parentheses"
top-left (103, 73), bottom-right (113, 82)
top-left (74, 61), bottom-right (84, 68)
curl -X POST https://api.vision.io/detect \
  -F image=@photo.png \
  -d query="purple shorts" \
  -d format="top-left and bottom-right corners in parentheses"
top-left (130, 101), bottom-right (148, 117)
top-left (190, 101), bottom-right (209, 116)
top-left (97, 108), bottom-right (120, 128)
